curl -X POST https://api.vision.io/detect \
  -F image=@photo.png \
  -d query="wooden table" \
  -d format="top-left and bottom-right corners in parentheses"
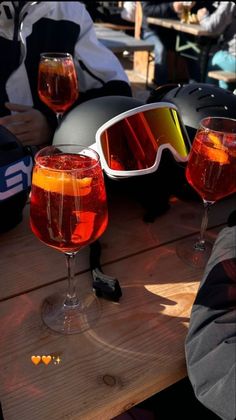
top-left (146, 17), bottom-right (211, 37)
top-left (146, 17), bottom-right (216, 81)
top-left (0, 187), bottom-right (235, 420)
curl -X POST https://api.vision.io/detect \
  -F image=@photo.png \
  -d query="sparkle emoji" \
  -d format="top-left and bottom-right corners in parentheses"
top-left (53, 356), bottom-right (62, 365)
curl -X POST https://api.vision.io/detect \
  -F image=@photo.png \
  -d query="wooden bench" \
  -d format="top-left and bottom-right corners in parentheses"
top-left (95, 23), bottom-right (154, 86)
top-left (95, 25), bottom-right (153, 53)
top-left (95, 21), bottom-right (135, 32)
top-left (208, 70), bottom-right (236, 83)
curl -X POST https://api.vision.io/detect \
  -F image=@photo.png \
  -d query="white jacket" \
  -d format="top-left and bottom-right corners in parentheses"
top-left (0, 1), bottom-right (131, 116)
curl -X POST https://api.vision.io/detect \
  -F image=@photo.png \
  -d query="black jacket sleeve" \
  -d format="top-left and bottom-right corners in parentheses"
top-left (185, 216), bottom-right (236, 420)
top-left (141, 2), bottom-right (177, 36)
top-left (141, 2), bottom-right (176, 19)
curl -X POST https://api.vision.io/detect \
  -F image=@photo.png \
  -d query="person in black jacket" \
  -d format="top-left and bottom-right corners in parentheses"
top-left (185, 210), bottom-right (236, 420)
top-left (83, 1), bottom-right (135, 30)
top-left (0, 1), bottom-right (132, 148)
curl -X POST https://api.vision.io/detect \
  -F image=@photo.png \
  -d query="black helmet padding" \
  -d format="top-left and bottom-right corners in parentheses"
top-left (53, 95), bottom-right (144, 146)
top-left (147, 83), bottom-right (236, 143)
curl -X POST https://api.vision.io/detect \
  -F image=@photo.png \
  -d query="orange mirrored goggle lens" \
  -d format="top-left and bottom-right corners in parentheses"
top-left (100, 107), bottom-right (190, 171)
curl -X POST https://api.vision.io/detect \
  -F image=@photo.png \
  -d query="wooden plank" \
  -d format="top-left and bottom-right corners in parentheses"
top-left (133, 50), bottom-right (154, 84)
top-left (95, 25), bottom-right (154, 53)
top-left (0, 204), bottom-right (89, 301)
top-left (133, 3), bottom-right (154, 83)
top-left (125, 68), bottom-right (151, 102)
top-left (0, 194), bottom-right (235, 300)
top-left (97, 34), bottom-right (154, 53)
top-left (101, 192), bottom-right (235, 265)
top-left (208, 70), bottom-right (236, 82)
top-left (95, 22), bottom-right (134, 31)
top-left (95, 19), bottom-right (153, 84)
top-left (95, 24), bottom-right (130, 37)
top-left (0, 242), bottom-right (202, 420)
top-left (146, 17), bottom-right (211, 37)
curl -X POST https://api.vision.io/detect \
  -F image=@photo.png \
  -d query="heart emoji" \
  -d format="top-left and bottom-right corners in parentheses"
top-left (42, 355), bottom-right (52, 365)
top-left (31, 355), bottom-right (41, 365)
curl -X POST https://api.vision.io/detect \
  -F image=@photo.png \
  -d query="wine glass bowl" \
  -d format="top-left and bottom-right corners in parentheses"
top-left (177, 116), bottom-right (236, 269)
top-left (186, 117), bottom-right (236, 202)
top-left (30, 145), bottom-right (108, 334)
top-left (38, 52), bottom-right (79, 121)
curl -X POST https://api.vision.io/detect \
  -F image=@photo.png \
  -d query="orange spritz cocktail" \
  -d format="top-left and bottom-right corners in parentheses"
top-left (186, 130), bottom-right (236, 202)
top-left (30, 153), bottom-right (108, 253)
top-left (38, 53), bottom-right (78, 116)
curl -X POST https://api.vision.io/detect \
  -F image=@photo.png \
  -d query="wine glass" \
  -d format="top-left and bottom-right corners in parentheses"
top-left (30, 145), bottom-right (108, 334)
top-left (38, 52), bottom-right (79, 123)
top-left (177, 116), bottom-right (236, 269)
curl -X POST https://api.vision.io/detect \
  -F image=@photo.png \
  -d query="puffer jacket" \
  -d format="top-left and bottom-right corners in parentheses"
top-left (0, 1), bottom-right (131, 119)
top-left (199, 1), bottom-right (236, 57)
top-left (185, 215), bottom-right (236, 420)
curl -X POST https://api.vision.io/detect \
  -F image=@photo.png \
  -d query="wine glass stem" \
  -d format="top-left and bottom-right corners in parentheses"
top-left (64, 252), bottom-right (79, 307)
top-left (195, 200), bottom-right (213, 251)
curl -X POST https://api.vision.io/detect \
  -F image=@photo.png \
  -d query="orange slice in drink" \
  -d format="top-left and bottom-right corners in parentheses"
top-left (208, 132), bottom-right (222, 147)
top-left (33, 168), bottom-right (92, 196)
top-left (195, 140), bottom-right (229, 164)
top-left (206, 148), bottom-right (229, 165)
top-left (205, 146), bottom-right (229, 164)
top-left (207, 133), bottom-right (230, 162)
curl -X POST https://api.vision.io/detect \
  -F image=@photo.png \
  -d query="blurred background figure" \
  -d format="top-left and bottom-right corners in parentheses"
top-left (140, 2), bottom-right (216, 86)
top-left (120, 2), bottom-right (136, 25)
top-left (83, 1), bottom-right (136, 34)
top-left (197, 1), bottom-right (236, 91)
top-left (141, 2), bottom-right (200, 85)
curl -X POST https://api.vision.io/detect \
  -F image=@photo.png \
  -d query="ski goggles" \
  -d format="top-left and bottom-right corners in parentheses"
top-left (95, 102), bottom-right (191, 179)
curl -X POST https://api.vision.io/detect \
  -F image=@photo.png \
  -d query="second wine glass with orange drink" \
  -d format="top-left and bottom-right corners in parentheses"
top-left (38, 52), bottom-right (78, 123)
top-left (177, 116), bottom-right (236, 269)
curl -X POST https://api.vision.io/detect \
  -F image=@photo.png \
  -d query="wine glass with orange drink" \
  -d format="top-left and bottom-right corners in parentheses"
top-left (30, 145), bottom-right (108, 334)
top-left (38, 52), bottom-right (78, 123)
top-left (177, 117), bottom-right (236, 269)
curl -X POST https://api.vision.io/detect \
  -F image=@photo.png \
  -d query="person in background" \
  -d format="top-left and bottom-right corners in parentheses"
top-left (197, 1), bottom-right (236, 91)
top-left (81, 1), bottom-right (107, 22)
top-left (0, 1), bottom-right (132, 148)
top-left (141, 2), bottom-right (215, 86)
top-left (185, 209), bottom-right (236, 420)
top-left (83, 1), bottom-right (136, 30)
top-left (120, 2), bottom-right (136, 25)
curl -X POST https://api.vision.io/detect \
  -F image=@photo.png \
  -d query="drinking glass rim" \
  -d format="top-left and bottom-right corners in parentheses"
top-left (200, 116), bottom-right (236, 135)
top-left (40, 52), bottom-right (73, 59)
top-left (34, 144), bottom-right (100, 172)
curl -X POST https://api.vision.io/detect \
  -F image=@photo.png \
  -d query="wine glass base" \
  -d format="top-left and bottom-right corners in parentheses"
top-left (41, 291), bottom-right (101, 334)
top-left (176, 237), bottom-right (213, 270)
